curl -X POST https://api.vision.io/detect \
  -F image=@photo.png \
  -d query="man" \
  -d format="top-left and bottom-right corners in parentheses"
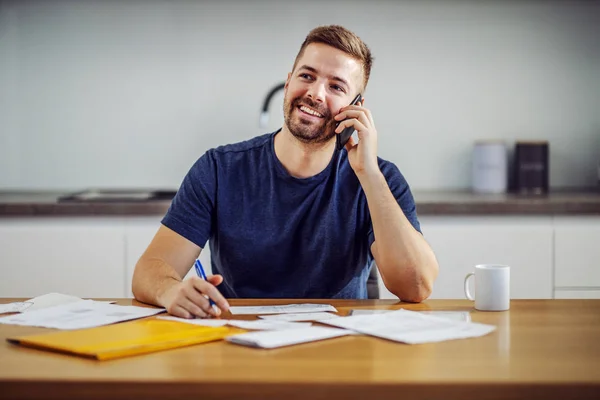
top-left (132, 25), bottom-right (439, 319)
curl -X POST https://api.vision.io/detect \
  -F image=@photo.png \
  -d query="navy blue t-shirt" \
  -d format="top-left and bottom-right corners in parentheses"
top-left (162, 131), bottom-right (421, 299)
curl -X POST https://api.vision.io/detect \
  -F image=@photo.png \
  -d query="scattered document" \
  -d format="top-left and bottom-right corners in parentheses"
top-left (259, 312), bottom-right (340, 322)
top-left (321, 309), bottom-right (495, 344)
top-left (227, 320), bottom-right (312, 330)
top-left (229, 303), bottom-right (337, 315)
top-left (348, 309), bottom-right (392, 316)
top-left (348, 309), bottom-right (471, 322)
top-left (418, 311), bottom-right (471, 323)
top-left (226, 326), bottom-right (354, 349)
top-left (23, 293), bottom-right (88, 312)
top-left (0, 300), bottom-right (164, 330)
top-left (158, 316), bottom-right (311, 330)
top-left (0, 302), bottom-right (33, 314)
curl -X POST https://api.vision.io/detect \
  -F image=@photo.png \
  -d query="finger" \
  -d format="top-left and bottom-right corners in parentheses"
top-left (171, 305), bottom-right (193, 319)
top-left (185, 289), bottom-right (222, 318)
top-left (180, 296), bottom-right (209, 318)
top-left (190, 278), bottom-right (230, 312)
top-left (207, 274), bottom-right (223, 286)
top-left (184, 285), bottom-right (212, 310)
top-left (335, 118), bottom-right (367, 136)
top-left (334, 109), bottom-right (370, 129)
top-left (345, 135), bottom-right (358, 152)
top-left (364, 107), bottom-right (374, 126)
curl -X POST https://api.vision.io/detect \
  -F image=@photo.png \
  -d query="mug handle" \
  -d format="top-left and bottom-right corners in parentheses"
top-left (464, 272), bottom-right (475, 301)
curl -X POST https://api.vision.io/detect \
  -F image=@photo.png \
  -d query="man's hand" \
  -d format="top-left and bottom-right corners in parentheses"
top-left (334, 98), bottom-right (379, 176)
top-left (158, 275), bottom-right (230, 319)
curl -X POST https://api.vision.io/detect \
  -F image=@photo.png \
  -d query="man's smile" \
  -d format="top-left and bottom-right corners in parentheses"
top-left (297, 104), bottom-right (325, 119)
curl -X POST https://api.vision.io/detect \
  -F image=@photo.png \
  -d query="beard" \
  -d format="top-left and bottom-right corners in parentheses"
top-left (283, 96), bottom-right (337, 145)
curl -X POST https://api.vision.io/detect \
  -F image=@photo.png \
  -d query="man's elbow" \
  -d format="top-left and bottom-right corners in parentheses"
top-left (385, 264), bottom-right (437, 303)
top-left (392, 284), bottom-right (432, 303)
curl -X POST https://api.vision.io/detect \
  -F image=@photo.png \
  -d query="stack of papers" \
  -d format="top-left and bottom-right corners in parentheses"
top-left (0, 293), bottom-right (116, 315)
top-left (0, 300), bottom-right (164, 330)
top-left (226, 326), bottom-right (354, 349)
top-left (258, 312), bottom-right (339, 322)
top-left (349, 309), bottom-right (471, 322)
top-left (228, 303), bottom-right (337, 315)
top-left (320, 309), bottom-right (495, 344)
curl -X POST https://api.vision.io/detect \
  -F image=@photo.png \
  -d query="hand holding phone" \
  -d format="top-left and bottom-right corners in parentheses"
top-left (335, 94), bottom-right (363, 151)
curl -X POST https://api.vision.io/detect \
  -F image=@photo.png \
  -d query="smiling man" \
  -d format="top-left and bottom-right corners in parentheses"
top-left (132, 25), bottom-right (439, 319)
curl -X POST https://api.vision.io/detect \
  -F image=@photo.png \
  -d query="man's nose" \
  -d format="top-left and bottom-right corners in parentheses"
top-left (307, 82), bottom-right (326, 103)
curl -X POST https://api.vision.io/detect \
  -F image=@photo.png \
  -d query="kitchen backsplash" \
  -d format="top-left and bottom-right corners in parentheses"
top-left (0, 0), bottom-right (598, 190)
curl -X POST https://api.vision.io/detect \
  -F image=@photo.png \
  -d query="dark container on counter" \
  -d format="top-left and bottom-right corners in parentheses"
top-left (514, 141), bottom-right (549, 195)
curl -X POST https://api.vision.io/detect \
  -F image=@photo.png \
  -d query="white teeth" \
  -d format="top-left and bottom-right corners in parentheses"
top-left (299, 105), bottom-right (323, 117)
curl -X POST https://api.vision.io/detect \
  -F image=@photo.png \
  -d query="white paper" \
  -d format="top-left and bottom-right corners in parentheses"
top-left (348, 309), bottom-right (392, 316)
top-left (226, 326), bottom-right (354, 349)
top-left (227, 320), bottom-right (312, 330)
top-left (321, 309), bottom-right (495, 344)
top-left (0, 302), bottom-right (33, 314)
top-left (418, 311), bottom-right (471, 323)
top-left (19, 293), bottom-right (117, 313)
top-left (158, 316), bottom-right (311, 330)
top-left (349, 309), bottom-right (471, 322)
top-left (259, 312), bottom-right (340, 322)
top-left (22, 293), bottom-right (86, 312)
top-left (229, 303), bottom-right (337, 315)
top-left (0, 300), bottom-right (165, 330)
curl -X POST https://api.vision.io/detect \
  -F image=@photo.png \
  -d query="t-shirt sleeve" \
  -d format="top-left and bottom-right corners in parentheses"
top-left (367, 161), bottom-right (421, 249)
top-left (161, 151), bottom-right (217, 248)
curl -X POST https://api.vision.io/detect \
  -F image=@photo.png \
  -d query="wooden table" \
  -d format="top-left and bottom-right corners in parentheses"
top-left (1, 299), bottom-right (599, 400)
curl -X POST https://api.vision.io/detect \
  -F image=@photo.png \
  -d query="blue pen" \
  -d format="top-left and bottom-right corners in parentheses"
top-left (194, 259), bottom-right (217, 308)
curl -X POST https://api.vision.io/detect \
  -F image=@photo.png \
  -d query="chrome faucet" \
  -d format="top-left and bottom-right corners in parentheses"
top-left (259, 82), bottom-right (285, 128)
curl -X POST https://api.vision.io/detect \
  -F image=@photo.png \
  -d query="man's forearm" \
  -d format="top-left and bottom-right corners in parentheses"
top-left (131, 257), bottom-right (182, 307)
top-left (358, 170), bottom-right (439, 302)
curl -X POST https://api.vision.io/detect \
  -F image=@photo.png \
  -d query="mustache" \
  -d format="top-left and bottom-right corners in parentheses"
top-left (291, 97), bottom-right (331, 119)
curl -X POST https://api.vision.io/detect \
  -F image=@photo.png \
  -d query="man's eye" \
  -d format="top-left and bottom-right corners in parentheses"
top-left (331, 85), bottom-right (344, 92)
top-left (300, 73), bottom-right (313, 80)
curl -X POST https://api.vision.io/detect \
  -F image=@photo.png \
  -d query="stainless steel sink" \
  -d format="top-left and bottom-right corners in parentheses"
top-left (58, 189), bottom-right (177, 202)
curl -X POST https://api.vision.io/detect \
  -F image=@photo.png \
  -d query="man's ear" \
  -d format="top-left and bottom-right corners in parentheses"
top-left (284, 72), bottom-right (291, 90)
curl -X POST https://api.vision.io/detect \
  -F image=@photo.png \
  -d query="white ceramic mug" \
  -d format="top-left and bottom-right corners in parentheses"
top-left (464, 264), bottom-right (510, 311)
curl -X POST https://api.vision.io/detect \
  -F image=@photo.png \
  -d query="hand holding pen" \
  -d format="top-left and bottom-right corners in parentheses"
top-left (194, 259), bottom-right (220, 315)
top-left (158, 259), bottom-right (229, 319)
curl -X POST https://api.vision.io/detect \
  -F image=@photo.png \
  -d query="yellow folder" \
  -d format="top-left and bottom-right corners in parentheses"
top-left (7, 318), bottom-right (235, 360)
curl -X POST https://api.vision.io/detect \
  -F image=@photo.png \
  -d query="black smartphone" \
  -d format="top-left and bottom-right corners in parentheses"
top-left (335, 93), bottom-right (363, 151)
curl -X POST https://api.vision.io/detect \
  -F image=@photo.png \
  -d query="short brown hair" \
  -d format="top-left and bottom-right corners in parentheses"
top-left (292, 25), bottom-right (374, 92)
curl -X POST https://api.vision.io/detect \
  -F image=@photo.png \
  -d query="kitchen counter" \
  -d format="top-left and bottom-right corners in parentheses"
top-left (414, 189), bottom-right (600, 215)
top-left (1, 189), bottom-right (599, 216)
top-left (0, 191), bottom-right (171, 216)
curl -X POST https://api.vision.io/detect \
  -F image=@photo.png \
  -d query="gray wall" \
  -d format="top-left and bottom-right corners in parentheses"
top-left (1, 0), bottom-right (599, 190)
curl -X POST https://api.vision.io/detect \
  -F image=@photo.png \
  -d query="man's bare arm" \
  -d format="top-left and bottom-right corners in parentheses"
top-left (131, 225), bottom-right (229, 318)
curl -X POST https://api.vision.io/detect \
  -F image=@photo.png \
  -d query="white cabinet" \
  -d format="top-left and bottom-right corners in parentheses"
top-left (378, 216), bottom-right (554, 300)
top-left (1, 215), bottom-right (597, 300)
top-left (554, 217), bottom-right (600, 288)
top-left (0, 218), bottom-right (125, 298)
top-left (554, 290), bottom-right (600, 299)
top-left (123, 217), bottom-right (213, 297)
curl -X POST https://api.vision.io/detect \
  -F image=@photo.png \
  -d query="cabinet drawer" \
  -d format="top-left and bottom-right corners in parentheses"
top-left (554, 217), bottom-right (600, 287)
top-left (554, 290), bottom-right (600, 299)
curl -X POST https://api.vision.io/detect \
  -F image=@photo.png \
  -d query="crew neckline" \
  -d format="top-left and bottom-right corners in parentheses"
top-left (269, 130), bottom-right (339, 184)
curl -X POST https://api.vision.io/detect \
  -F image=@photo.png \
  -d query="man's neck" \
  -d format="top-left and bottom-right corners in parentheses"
top-left (274, 127), bottom-right (336, 179)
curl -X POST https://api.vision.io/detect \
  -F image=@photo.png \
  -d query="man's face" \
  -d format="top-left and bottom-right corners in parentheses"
top-left (283, 43), bottom-right (363, 145)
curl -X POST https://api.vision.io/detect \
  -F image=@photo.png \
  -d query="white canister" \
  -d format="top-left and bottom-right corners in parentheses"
top-left (472, 140), bottom-right (508, 193)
